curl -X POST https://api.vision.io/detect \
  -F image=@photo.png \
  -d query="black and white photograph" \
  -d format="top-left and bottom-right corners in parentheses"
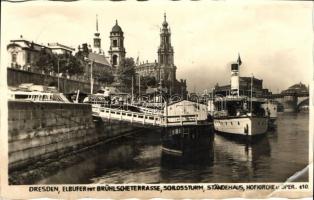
top-left (0, 1), bottom-right (312, 199)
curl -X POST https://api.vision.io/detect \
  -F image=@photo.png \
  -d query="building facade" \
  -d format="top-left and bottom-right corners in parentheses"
top-left (214, 75), bottom-right (270, 97)
top-left (6, 37), bottom-right (52, 70)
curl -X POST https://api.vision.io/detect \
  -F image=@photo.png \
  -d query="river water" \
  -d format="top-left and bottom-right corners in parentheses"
top-left (38, 112), bottom-right (309, 184)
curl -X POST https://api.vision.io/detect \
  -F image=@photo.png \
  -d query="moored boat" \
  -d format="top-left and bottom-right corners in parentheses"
top-left (161, 100), bottom-right (214, 156)
top-left (212, 96), bottom-right (268, 138)
top-left (210, 56), bottom-right (268, 139)
top-left (8, 84), bottom-right (70, 103)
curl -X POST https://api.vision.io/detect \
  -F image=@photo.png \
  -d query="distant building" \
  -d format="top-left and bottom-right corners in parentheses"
top-left (88, 52), bottom-right (112, 77)
top-left (136, 60), bottom-right (159, 78)
top-left (135, 13), bottom-right (187, 97)
top-left (75, 16), bottom-right (114, 81)
top-left (47, 43), bottom-right (75, 55)
top-left (214, 76), bottom-right (271, 97)
top-left (281, 82), bottom-right (309, 95)
top-left (6, 36), bottom-right (52, 70)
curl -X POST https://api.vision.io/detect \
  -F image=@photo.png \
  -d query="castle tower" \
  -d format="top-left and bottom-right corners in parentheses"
top-left (157, 13), bottom-right (176, 83)
top-left (108, 20), bottom-right (126, 67)
top-left (93, 14), bottom-right (101, 54)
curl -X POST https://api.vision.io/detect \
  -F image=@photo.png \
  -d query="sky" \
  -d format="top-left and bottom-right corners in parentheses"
top-left (1, 1), bottom-right (313, 93)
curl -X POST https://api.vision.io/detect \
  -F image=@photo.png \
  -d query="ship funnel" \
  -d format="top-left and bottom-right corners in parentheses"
top-left (230, 63), bottom-right (240, 96)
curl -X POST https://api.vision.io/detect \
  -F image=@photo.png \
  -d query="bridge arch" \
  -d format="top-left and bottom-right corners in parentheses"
top-left (297, 98), bottom-right (309, 112)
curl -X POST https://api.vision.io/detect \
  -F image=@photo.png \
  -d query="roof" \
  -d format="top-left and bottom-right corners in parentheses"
top-left (48, 43), bottom-right (75, 51)
top-left (240, 77), bottom-right (262, 82)
top-left (7, 39), bottom-right (48, 51)
top-left (111, 20), bottom-right (123, 33)
top-left (167, 100), bottom-right (205, 107)
top-left (136, 62), bottom-right (158, 68)
top-left (282, 82), bottom-right (308, 94)
top-left (88, 52), bottom-right (111, 66)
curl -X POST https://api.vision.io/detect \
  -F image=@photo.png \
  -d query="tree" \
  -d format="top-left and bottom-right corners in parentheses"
top-left (116, 57), bottom-right (136, 86)
top-left (141, 76), bottom-right (157, 89)
top-left (97, 70), bottom-right (114, 84)
top-left (35, 48), bottom-right (55, 73)
top-left (35, 49), bottom-right (85, 76)
top-left (51, 53), bottom-right (85, 76)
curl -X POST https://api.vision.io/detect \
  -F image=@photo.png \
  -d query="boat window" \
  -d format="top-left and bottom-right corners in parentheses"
top-left (238, 122), bottom-right (240, 125)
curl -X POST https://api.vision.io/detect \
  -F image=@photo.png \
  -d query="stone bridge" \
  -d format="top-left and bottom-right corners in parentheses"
top-left (266, 83), bottom-right (309, 112)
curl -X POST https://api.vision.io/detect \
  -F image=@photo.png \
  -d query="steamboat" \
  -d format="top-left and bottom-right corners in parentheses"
top-left (210, 57), bottom-right (269, 139)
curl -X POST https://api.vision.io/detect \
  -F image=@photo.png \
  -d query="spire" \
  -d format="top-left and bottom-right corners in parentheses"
top-left (116, 19), bottom-right (118, 25)
top-left (162, 12), bottom-right (168, 27)
top-left (96, 14), bottom-right (99, 32)
top-left (237, 53), bottom-right (242, 66)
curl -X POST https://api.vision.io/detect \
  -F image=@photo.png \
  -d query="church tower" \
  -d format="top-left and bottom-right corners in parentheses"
top-left (157, 13), bottom-right (176, 83)
top-left (93, 14), bottom-right (101, 54)
top-left (108, 20), bottom-right (126, 67)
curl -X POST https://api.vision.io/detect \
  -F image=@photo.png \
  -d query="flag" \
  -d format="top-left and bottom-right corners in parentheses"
top-left (237, 54), bottom-right (242, 66)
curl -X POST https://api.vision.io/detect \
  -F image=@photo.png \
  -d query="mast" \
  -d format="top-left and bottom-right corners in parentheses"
top-left (138, 75), bottom-right (141, 100)
top-left (131, 76), bottom-right (134, 104)
top-left (250, 74), bottom-right (253, 114)
top-left (90, 60), bottom-right (94, 94)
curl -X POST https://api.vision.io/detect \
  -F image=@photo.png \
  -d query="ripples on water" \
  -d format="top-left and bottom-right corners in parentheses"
top-left (38, 113), bottom-right (309, 184)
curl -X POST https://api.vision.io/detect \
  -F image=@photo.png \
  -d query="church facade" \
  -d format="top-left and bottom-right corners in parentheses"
top-left (135, 14), bottom-right (187, 97)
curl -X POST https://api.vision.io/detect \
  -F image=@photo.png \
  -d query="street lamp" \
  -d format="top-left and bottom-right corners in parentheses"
top-left (57, 58), bottom-right (60, 91)
top-left (57, 57), bottom-right (68, 92)
top-left (84, 57), bottom-right (94, 94)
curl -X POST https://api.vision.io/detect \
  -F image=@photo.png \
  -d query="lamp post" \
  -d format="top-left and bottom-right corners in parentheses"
top-left (131, 76), bottom-right (134, 105)
top-left (90, 60), bottom-right (94, 94)
top-left (57, 58), bottom-right (60, 91)
top-left (250, 73), bottom-right (254, 114)
top-left (57, 57), bottom-right (67, 92)
top-left (84, 57), bottom-right (94, 94)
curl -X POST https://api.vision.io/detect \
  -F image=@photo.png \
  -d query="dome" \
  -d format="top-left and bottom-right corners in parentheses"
top-left (111, 20), bottom-right (123, 33)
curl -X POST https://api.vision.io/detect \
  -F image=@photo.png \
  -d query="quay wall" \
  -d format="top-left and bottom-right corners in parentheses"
top-left (7, 68), bottom-right (102, 93)
top-left (8, 101), bottom-right (142, 171)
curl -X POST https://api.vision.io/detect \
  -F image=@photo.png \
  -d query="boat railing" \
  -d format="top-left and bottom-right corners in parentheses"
top-left (93, 106), bottom-right (207, 127)
top-left (8, 91), bottom-right (70, 103)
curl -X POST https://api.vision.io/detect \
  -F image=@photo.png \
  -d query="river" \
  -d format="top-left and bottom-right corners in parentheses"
top-left (37, 112), bottom-right (309, 184)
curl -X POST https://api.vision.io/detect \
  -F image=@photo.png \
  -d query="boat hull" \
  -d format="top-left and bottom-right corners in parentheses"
top-left (214, 117), bottom-right (268, 137)
top-left (161, 125), bottom-right (214, 157)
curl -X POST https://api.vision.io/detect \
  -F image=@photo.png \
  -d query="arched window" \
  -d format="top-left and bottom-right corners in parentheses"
top-left (113, 40), bottom-right (118, 47)
top-left (113, 55), bottom-right (118, 66)
top-left (11, 53), bottom-right (17, 62)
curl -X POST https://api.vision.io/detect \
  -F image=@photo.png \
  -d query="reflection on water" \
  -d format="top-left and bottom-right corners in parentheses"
top-left (37, 113), bottom-right (308, 184)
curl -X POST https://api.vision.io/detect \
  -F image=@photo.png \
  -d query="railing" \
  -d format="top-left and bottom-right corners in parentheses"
top-left (92, 107), bottom-right (205, 127)
top-left (8, 67), bottom-right (103, 86)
